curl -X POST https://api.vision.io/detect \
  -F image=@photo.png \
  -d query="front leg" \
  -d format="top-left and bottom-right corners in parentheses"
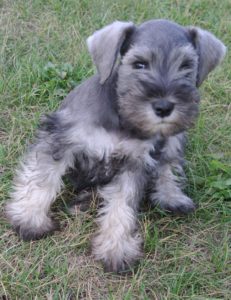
top-left (92, 170), bottom-right (145, 273)
top-left (150, 164), bottom-right (196, 213)
top-left (149, 134), bottom-right (196, 214)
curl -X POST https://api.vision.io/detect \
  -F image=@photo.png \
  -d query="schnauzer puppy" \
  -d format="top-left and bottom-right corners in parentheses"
top-left (6, 19), bottom-right (226, 272)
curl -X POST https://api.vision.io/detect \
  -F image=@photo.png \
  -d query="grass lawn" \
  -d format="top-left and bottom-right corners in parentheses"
top-left (0, 0), bottom-right (230, 299)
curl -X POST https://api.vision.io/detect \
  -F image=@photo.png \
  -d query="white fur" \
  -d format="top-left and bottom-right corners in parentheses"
top-left (93, 171), bottom-right (144, 271)
top-left (6, 147), bottom-right (74, 236)
top-left (6, 124), bottom-right (156, 239)
top-left (6, 18), bottom-right (226, 273)
top-left (67, 123), bottom-right (156, 164)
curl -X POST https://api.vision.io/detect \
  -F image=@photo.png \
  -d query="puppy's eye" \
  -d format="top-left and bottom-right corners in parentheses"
top-left (133, 61), bottom-right (148, 70)
top-left (179, 59), bottom-right (193, 71)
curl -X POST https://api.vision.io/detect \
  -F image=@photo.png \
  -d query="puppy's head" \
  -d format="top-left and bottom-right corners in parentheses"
top-left (87, 20), bottom-right (226, 138)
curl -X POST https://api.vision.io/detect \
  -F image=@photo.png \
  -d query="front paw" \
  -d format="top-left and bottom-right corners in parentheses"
top-left (153, 194), bottom-right (196, 214)
top-left (92, 233), bottom-right (143, 273)
top-left (163, 196), bottom-right (196, 214)
top-left (103, 256), bottom-right (135, 273)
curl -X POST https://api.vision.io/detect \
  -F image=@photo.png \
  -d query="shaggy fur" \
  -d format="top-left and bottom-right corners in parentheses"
top-left (6, 19), bottom-right (226, 273)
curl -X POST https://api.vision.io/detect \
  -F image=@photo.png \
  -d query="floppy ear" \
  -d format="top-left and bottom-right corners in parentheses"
top-left (87, 21), bottom-right (135, 84)
top-left (188, 27), bottom-right (226, 86)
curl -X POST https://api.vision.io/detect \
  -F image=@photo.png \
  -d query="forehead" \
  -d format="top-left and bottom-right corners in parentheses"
top-left (131, 19), bottom-right (191, 49)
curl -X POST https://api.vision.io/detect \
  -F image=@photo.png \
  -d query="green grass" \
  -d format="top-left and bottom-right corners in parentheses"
top-left (0, 0), bottom-right (230, 299)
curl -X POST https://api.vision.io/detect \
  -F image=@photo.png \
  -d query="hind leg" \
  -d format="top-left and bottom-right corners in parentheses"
top-left (6, 131), bottom-right (74, 240)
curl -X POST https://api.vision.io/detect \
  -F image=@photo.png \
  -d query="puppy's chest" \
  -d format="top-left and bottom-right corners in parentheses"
top-left (68, 130), bottom-right (162, 190)
top-left (68, 152), bottom-right (126, 190)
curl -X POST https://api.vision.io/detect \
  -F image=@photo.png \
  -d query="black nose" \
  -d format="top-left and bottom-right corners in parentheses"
top-left (152, 100), bottom-right (175, 118)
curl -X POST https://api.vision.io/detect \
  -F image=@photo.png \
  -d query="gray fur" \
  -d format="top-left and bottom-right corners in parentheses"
top-left (188, 26), bottom-right (227, 86)
top-left (6, 19), bottom-right (226, 273)
top-left (87, 21), bottom-right (135, 84)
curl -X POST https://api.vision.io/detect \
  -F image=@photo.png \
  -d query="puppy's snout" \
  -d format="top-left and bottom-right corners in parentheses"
top-left (152, 100), bottom-right (175, 118)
